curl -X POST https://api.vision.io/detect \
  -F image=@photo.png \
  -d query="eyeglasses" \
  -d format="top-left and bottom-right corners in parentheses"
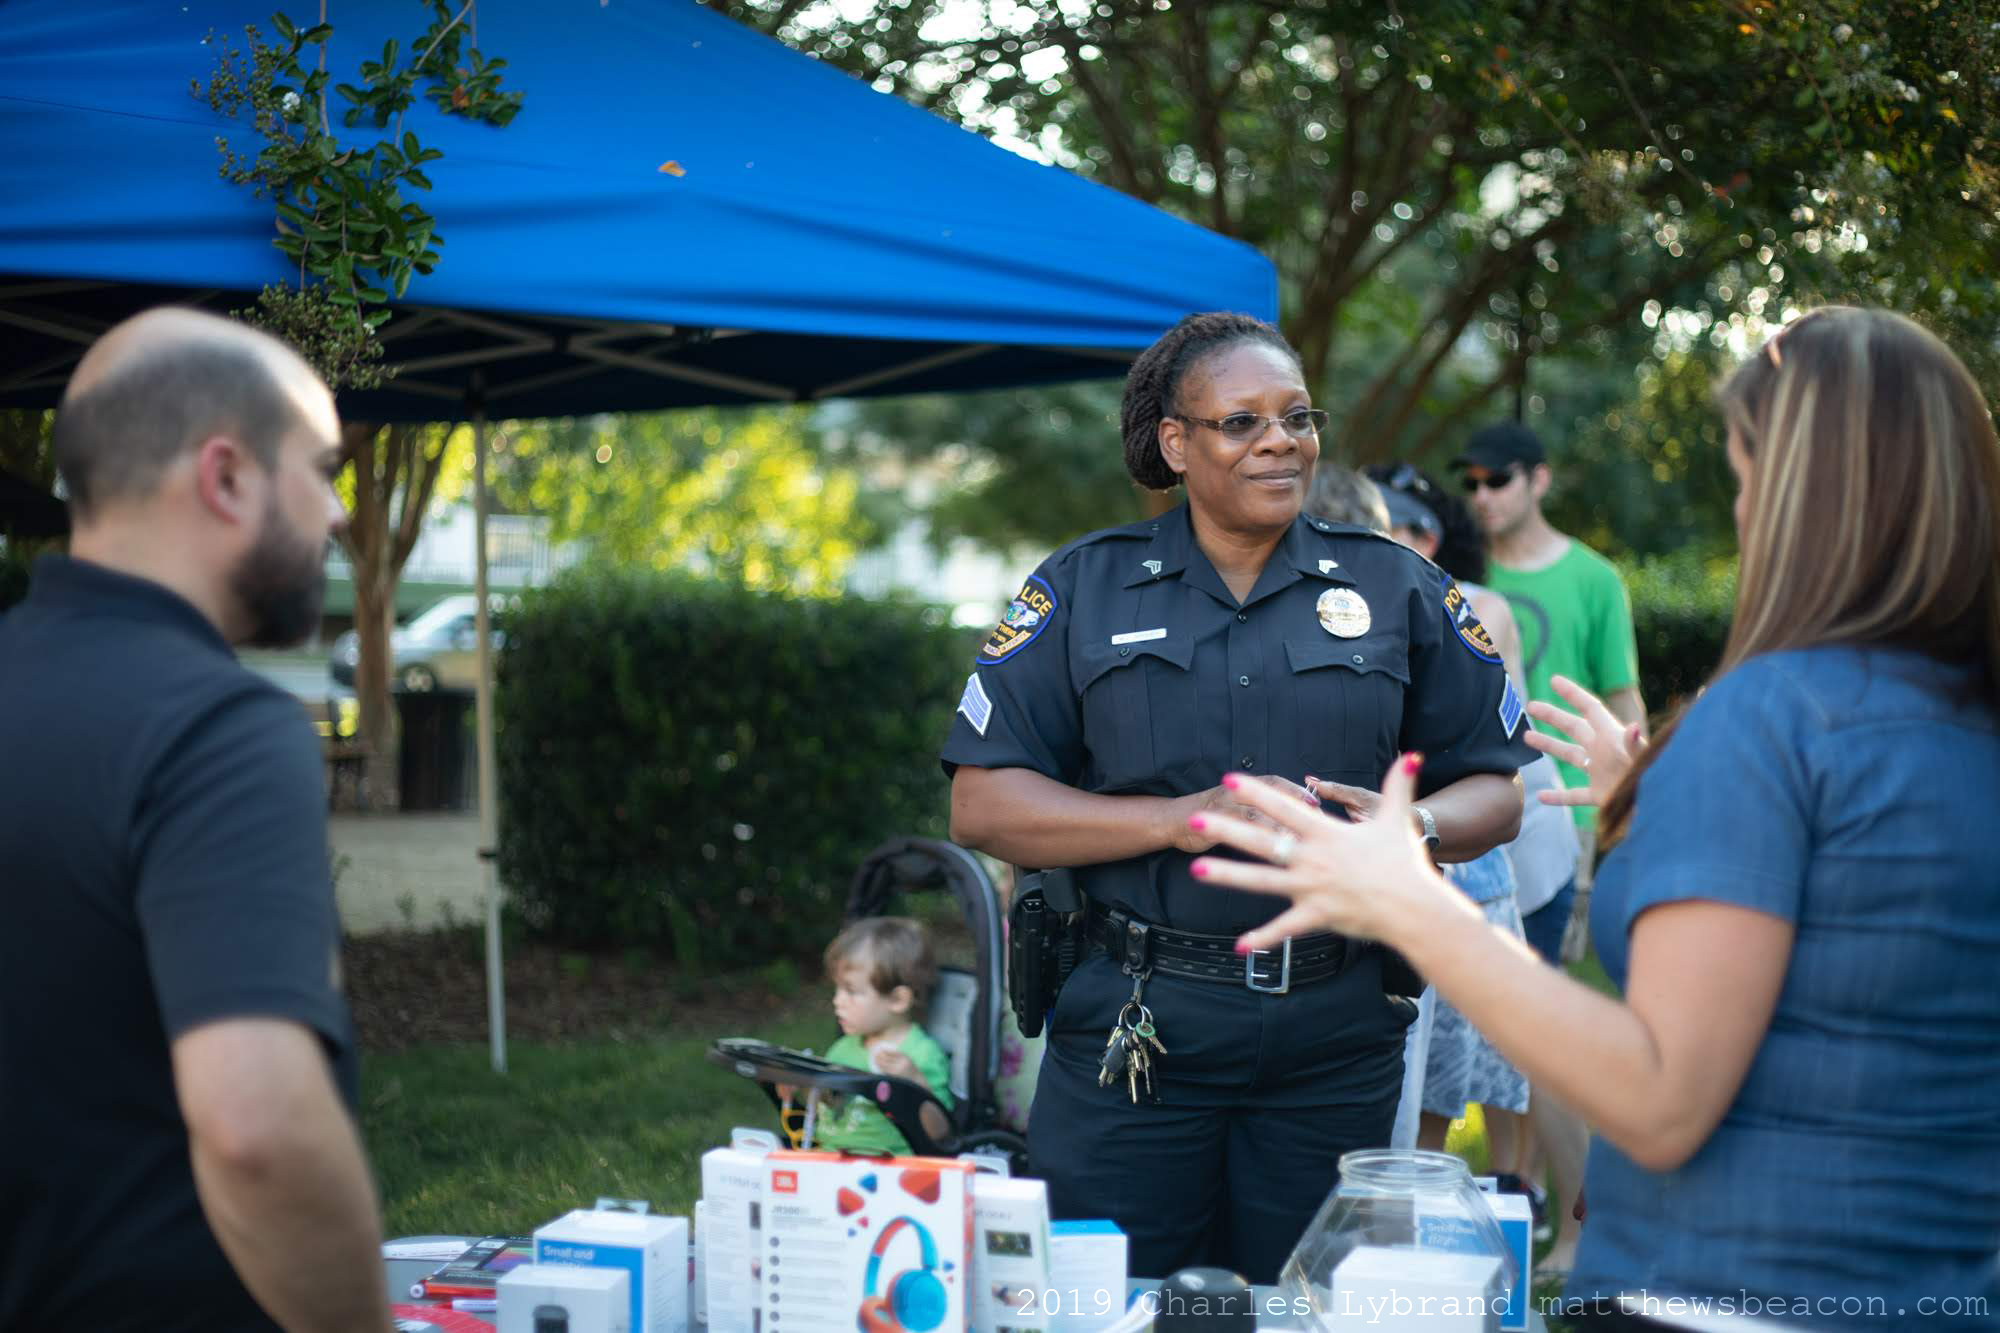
top-left (1461, 469), bottom-right (1518, 493)
top-left (1176, 408), bottom-right (1329, 442)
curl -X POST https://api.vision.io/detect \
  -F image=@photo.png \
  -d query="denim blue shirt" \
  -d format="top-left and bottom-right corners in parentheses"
top-left (1570, 647), bottom-right (2000, 1328)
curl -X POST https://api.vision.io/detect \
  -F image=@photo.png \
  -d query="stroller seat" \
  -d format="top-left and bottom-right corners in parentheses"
top-left (710, 836), bottom-right (1029, 1173)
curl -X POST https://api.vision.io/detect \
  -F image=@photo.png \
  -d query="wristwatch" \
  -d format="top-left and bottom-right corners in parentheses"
top-left (1412, 805), bottom-right (1440, 855)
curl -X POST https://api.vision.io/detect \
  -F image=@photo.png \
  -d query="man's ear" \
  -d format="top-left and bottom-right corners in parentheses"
top-left (1529, 462), bottom-right (1553, 503)
top-left (1157, 416), bottom-right (1190, 478)
top-left (887, 984), bottom-right (915, 1017)
top-left (192, 435), bottom-right (262, 527)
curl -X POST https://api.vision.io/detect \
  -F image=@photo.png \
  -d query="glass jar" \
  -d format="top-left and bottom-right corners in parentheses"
top-left (1278, 1149), bottom-right (1516, 1330)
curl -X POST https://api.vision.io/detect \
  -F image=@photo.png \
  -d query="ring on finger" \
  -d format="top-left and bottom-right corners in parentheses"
top-left (1269, 830), bottom-right (1298, 868)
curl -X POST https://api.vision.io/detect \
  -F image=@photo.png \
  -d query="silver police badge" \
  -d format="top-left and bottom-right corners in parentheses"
top-left (1316, 587), bottom-right (1371, 638)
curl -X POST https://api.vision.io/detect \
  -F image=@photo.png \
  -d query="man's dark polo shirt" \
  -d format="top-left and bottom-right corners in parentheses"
top-left (0, 556), bottom-right (358, 1332)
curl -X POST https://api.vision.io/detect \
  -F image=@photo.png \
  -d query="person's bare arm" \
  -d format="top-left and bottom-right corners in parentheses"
top-left (173, 1018), bottom-right (392, 1333)
top-left (1394, 897), bottom-right (1790, 1169)
top-left (1603, 685), bottom-right (1648, 738)
top-left (1191, 766), bottom-right (1791, 1171)
top-left (950, 764), bottom-right (1316, 868)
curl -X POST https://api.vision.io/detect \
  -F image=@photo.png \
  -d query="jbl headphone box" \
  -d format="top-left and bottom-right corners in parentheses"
top-left (760, 1151), bottom-right (974, 1333)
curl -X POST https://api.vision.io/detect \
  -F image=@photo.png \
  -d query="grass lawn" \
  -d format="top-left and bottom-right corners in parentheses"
top-left (362, 1008), bottom-right (830, 1236)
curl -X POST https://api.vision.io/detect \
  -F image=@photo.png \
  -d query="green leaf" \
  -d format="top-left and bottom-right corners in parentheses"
top-left (404, 168), bottom-right (432, 191)
top-left (403, 131), bottom-right (420, 160)
top-left (299, 23), bottom-right (333, 43)
top-left (357, 285), bottom-right (390, 303)
top-left (271, 12), bottom-right (297, 43)
top-left (335, 82), bottom-right (366, 105)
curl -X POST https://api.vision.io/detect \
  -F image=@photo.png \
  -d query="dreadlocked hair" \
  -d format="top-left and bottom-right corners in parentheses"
top-left (1121, 312), bottom-right (1301, 490)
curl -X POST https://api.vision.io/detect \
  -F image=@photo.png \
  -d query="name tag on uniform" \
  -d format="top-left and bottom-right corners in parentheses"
top-left (1110, 628), bottom-right (1167, 645)
top-left (958, 672), bottom-right (993, 736)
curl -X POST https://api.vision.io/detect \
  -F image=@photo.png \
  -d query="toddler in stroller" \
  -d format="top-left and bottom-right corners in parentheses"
top-left (710, 836), bottom-right (1030, 1173)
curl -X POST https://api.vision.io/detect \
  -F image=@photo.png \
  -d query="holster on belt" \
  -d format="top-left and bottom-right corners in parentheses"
top-left (1008, 867), bottom-right (1084, 1039)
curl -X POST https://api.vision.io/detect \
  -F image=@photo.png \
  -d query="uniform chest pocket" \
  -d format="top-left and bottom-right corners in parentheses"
top-left (1284, 633), bottom-right (1411, 777)
top-left (1075, 634), bottom-right (1198, 788)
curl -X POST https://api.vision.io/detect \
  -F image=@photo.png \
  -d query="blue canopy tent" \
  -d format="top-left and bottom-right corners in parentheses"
top-left (0, 0), bottom-right (1275, 416)
top-left (0, 0), bottom-right (1277, 1071)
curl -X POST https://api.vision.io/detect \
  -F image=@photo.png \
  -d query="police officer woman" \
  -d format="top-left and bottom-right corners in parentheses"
top-left (941, 312), bottom-right (1534, 1282)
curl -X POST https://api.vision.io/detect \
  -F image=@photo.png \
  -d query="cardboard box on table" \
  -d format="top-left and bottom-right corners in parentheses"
top-left (703, 1128), bottom-right (783, 1333)
top-left (759, 1150), bottom-right (975, 1333)
top-left (498, 1263), bottom-right (632, 1333)
top-left (967, 1174), bottom-right (1052, 1333)
top-left (1046, 1221), bottom-right (1128, 1333)
top-left (535, 1209), bottom-right (689, 1333)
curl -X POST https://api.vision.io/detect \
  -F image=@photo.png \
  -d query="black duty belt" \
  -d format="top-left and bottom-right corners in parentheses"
top-left (1085, 901), bottom-right (1352, 994)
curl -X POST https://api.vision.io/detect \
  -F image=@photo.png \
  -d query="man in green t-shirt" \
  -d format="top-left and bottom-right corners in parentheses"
top-left (1454, 422), bottom-right (1647, 843)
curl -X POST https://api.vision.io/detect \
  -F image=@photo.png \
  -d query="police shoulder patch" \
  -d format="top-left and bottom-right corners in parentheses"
top-left (980, 575), bottom-right (1058, 663)
top-left (1442, 580), bottom-right (1503, 664)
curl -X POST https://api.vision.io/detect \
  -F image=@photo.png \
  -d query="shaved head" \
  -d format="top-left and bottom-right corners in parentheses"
top-left (53, 308), bottom-right (336, 517)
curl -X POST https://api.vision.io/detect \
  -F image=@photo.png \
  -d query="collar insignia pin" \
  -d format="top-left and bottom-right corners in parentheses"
top-left (1143, 560), bottom-right (1163, 576)
top-left (1319, 559), bottom-right (1338, 574)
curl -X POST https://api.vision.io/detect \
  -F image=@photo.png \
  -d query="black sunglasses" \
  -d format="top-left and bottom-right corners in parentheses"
top-left (1176, 408), bottom-right (1329, 442)
top-left (1461, 469), bottom-right (1518, 493)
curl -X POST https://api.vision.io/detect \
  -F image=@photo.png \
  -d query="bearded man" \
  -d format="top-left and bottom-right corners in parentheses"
top-left (0, 308), bottom-right (391, 1332)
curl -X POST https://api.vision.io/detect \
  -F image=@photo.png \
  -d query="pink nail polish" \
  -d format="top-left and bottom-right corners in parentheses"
top-left (1190, 861), bottom-right (1210, 879)
top-left (1233, 938), bottom-right (1251, 955)
top-left (1188, 814), bottom-right (1207, 831)
top-left (1222, 773), bottom-right (1242, 791)
top-left (1403, 752), bottom-right (1423, 774)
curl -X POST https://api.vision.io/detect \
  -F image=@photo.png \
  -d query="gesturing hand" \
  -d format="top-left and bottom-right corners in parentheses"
top-left (1523, 674), bottom-right (1646, 809)
top-left (1187, 756), bottom-right (1469, 955)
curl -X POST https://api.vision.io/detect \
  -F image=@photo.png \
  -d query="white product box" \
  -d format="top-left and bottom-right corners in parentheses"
top-left (1482, 1192), bottom-right (1534, 1332)
top-left (703, 1130), bottom-right (781, 1333)
top-left (535, 1209), bottom-right (690, 1333)
top-left (967, 1175), bottom-right (1052, 1333)
top-left (1331, 1246), bottom-right (1503, 1332)
top-left (498, 1263), bottom-right (631, 1333)
top-left (694, 1200), bottom-right (710, 1325)
top-left (1045, 1220), bottom-right (1126, 1333)
top-left (759, 1150), bottom-right (975, 1333)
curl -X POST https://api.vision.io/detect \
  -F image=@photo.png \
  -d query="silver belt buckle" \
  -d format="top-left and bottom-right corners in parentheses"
top-left (1244, 937), bottom-right (1292, 994)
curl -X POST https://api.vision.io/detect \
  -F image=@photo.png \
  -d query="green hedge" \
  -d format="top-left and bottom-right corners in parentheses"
top-left (1622, 549), bottom-right (1737, 715)
top-left (496, 566), bottom-right (967, 971)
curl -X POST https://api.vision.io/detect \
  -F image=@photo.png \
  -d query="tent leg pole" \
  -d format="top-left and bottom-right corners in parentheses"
top-left (471, 396), bottom-right (507, 1075)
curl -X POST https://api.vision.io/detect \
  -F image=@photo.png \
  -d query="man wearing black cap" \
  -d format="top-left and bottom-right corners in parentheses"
top-left (1453, 420), bottom-right (1645, 834)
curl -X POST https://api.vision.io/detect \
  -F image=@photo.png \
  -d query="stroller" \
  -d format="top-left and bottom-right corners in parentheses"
top-left (708, 835), bottom-right (1031, 1174)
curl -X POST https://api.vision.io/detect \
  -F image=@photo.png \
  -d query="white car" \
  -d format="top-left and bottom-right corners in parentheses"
top-left (328, 594), bottom-right (507, 693)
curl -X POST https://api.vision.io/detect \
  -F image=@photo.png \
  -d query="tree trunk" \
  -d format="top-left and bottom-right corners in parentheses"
top-left (350, 561), bottom-right (399, 810)
top-left (341, 422), bottom-right (397, 810)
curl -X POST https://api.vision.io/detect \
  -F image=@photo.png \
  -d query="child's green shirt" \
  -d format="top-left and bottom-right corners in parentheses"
top-left (815, 1025), bottom-right (954, 1156)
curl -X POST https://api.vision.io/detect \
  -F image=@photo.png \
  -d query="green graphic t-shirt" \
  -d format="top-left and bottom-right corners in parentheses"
top-left (815, 1025), bottom-right (954, 1156)
top-left (1486, 541), bottom-right (1640, 827)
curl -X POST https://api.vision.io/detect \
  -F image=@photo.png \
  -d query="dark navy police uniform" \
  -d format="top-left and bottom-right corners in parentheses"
top-left (940, 502), bottom-right (1533, 1282)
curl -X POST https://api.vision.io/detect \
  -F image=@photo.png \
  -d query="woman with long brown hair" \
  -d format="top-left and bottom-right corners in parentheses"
top-left (1184, 307), bottom-right (2000, 1327)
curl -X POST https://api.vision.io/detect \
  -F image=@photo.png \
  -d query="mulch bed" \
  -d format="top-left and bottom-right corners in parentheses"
top-left (343, 930), bottom-right (818, 1051)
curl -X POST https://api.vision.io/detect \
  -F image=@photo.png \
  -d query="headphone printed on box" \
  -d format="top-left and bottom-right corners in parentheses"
top-left (858, 1216), bottom-right (947, 1333)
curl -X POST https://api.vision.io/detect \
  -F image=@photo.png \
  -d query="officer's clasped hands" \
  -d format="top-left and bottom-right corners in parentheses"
top-left (1187, 755), bottom-right (1478, 955)
top-left (1170, 775), bottom-right (1321, 854)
